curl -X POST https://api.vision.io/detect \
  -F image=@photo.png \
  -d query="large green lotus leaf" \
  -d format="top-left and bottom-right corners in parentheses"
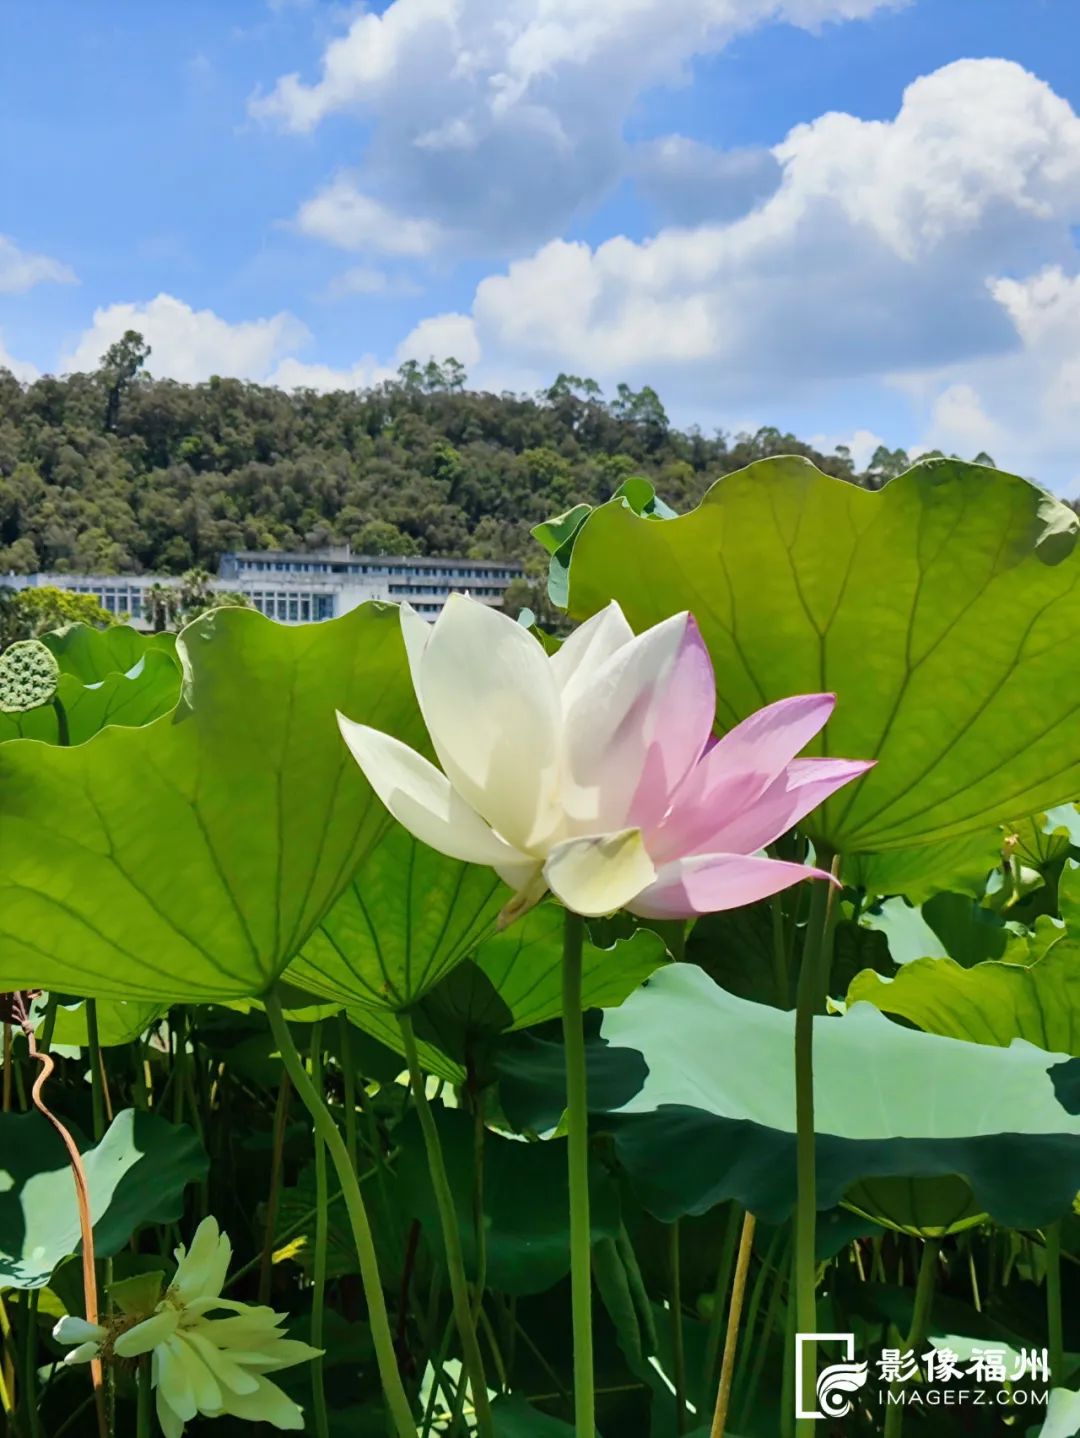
top-left (0, 653), bottom-right (181, 745)
top-left (286, 824), bottom-right (507, 1010)
top-left (844, 830), bottom-right (1004, 904)
top-left (48, 998), bottom-right (167, 1048)
top-left (565, 457), bottom-right (1080, 853)
top-left (848, 943), bottom-right (1080, 1053)
top-left (0, 604), bottom-right (421, 1001)
top-left (598, 964), bottom-right (1080, 1227)
top-left (0, 1107), bottom-right (207, 1287)
top-left (41, 623), bottom-right (176, 683)
top-left (339, 909), bottom-right (667, 1083)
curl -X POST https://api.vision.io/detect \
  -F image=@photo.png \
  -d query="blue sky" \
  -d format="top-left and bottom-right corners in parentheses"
top-left (3, 0), bottom-right (1080, 486)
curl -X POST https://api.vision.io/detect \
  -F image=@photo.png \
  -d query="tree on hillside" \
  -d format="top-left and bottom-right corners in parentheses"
top-left (100, 329), bottom-right (151, 432)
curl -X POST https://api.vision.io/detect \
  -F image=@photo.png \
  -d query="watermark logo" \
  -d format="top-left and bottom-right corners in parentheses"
top-left (795, 1334), bottom-right (868, 1419)
top-left (795, 1334), bottom-right (1049, 1421)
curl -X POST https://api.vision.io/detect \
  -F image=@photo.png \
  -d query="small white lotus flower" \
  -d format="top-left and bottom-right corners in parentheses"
top-left (53, 1217), bottom-right (320, 1436)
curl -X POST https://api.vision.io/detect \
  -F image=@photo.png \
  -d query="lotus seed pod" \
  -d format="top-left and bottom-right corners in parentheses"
top-left (0, 639), bottom-right (60, 713)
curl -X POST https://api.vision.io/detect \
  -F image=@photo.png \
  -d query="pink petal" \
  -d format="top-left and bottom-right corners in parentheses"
top-left (561, 612), bottom-right (716, 835)
top-left (626, 852), bottom-right (838, 919)
top-left (679, 757), bottom-right (875, 858)
top-left (647, 693), bottom-right (838, 861)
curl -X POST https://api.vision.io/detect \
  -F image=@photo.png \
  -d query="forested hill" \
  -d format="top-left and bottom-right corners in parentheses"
top-left (0, 334), bottom-right (971, 587)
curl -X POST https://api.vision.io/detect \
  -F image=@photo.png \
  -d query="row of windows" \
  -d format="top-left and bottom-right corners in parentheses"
top-left (236, 558), bottom-right (518, 582)
top-left (247, 592), bottom-right (336, 622)
top-left (388, 584), bottom-right (505, 600)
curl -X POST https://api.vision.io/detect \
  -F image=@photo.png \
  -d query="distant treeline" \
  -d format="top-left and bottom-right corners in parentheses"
top-left (0, 332), bottom-right (993, 607)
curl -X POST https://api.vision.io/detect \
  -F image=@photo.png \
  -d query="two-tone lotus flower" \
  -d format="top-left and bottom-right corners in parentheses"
top-left (53, 1217), bottom-right (319, 1435)
top-left (338, 595), bottom-right (872, 921)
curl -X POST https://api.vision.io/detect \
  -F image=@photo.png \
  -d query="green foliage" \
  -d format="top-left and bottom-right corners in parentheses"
top-left (0, 348), bottom-right (903, 581)
top-left (0, 604), bottom-right (423, 999)
top-left (0, 1108), bottom-right (206, 1287)
top-left (0, 585), bottom-right (113, 649)
top-left (564, 455), bottom-right (1080, 852)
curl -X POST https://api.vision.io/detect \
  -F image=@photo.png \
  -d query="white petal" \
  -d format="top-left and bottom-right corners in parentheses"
top-left (62, 1341), bottom-right (102, 1365)
top-left (172, 1216), bottom-right (228, 1304)
top-left (220, 1374), bottom-right (306, 1429)
top-left (156, 1384), bottom-right (185, 1438)
top-left (157, 1337), bottom-right (198, 1423)
top-left (550, 602), bottom-right (634, 710)
top-left (114, 1307), bottom-right (179, 1358)
top-left (174, 1334), bottom-right (223, 1416)
top-left (399, 602), bottom-right (431, 690)
top-left (544, 829), bottom-right (656, 917)
top-left (337, 715), bottom-right (528, 868)
top-left (414, 594), bottom-right (563, 850)
top-left (561, 612), bottom-right (714, 834)
top-left (53, 1316), bottom-right (106, 1347)
top-left (181, 1328), bottom-right (261, 1395)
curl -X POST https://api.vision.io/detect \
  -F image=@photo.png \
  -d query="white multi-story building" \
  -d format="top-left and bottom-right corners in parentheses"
top-left (3, 547), bottom-right (524, 627)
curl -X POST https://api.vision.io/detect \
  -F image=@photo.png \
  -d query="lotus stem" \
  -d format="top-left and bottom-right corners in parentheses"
top-left (258, 1073), bottom-right (291, 1306)
top-left (135, 1355), bottom-right (152, 1438)
top-left (310, 1024), bottom-right (331, 1438)
top-left (264, 988), bottom-right (416, 1438)
top-left (670, 1220), bottom-right (687, 1433)
top-left (398, 1010), bottom-right (495, 1438)
top-left (710, 1211), bottom-right (757, 1437)
top-left (793, 850), bottom-right (840, 1436)
top-left (883, 1237), bottom-right (940, 1438)
top-left (1046, 1221), bottom-right (1064, 1385)
top-left (561, 907), bottom-right (596, 1436)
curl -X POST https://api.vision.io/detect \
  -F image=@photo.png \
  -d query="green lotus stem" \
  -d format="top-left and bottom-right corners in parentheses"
top-left (709, 1210), bottom-right (756, 1438)
top-left (135, 1355), bottom-right (152, 1438)
top-left (472, 1096), bottom-right (488, 1319)
top-left (51, 694), bottom-right (69, 747)
top-left (398, 1010), bottom-right (495, 1438)
top-left (669, 1220), bottom-right (687, 1432)
top-left (737, 1235), bottom-right (792, 1432)
top-left (309, 1024), bottom-right (330, 1438)
top-left (883, 1237), bottom-right (940, 1438)
top-left (793, 851), bottom-right (839, 1437)
top-left (258, 1074), bottom-right (291, 1306)
top-left (85, 1000), bottom-right (105, 1142)
top-left (338, 1014), bottom-right (359, 1174)
top-left (264, 989), bottom-right (415, 1438)
top-left (562, 907), bottom-right (596, 1436)
top-left (702, 1205), bottom-right (742, 1394)
top-left (22, 1287), bottom-right (43, 1438)
top-left (1046, 1221), bottom-right (1064, 1384)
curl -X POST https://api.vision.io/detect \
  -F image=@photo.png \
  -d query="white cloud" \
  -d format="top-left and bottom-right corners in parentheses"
top-left (808, 428), bottom-right (886, 470)
top-left (0, 334), bottom-right (40, 383)
top-left (413, 60), bottom-right (1080, 405)
top-left (397, 312), bottom-right (481, 367)
top-left (326, 266), bottom-right (421, 298)
top-left (269, 356), bottom-right (394, 391)
top-left (61, 294), bottom-right (310, 384)
top-left (631, 137), bottom-right (781, 225)
top-left (296, 176), bottom-right (446, 255)
top-left (254, 0), bottom-right (901, 252)
top-left (909, 266), bottom-right (1080, 484)
top-left (0, 235), bottom-right (76, 294)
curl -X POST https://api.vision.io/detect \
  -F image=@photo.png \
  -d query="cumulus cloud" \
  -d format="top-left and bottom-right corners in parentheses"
top-left (631, 137), bottom-right (782, 225)
top-left (325, 266), bottom-right (421, 298)
top-left (269, 356), bottom-right (394, 391)
top-left (909, 266), bottom-right (1080, 485)
top-left (413, 60), bottom-right (1080, 408)
top-left (0, 334), bottom-right (40, 383)
top-left (254, 0), bottom-right (901, 252)
top-left (397, 312), bottom-right (482, 368)
top-left (61, 294), bottom-right (310, 383)
top-left (0, 235), bottom-right (76, 294)
top-left (296, 177), bottom-right (446, 255)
